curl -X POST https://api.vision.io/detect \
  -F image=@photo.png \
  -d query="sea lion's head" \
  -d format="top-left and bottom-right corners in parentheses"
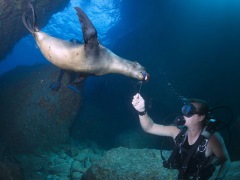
top-left (130, 62), bottom-right (150, 81)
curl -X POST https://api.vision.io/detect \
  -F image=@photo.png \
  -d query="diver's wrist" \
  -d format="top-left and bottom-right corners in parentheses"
top-left (138, 110), bottom-right (147, 116)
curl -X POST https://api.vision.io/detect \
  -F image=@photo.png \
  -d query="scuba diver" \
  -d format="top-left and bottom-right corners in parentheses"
top-left (132, 93), bottom-right (230, 180)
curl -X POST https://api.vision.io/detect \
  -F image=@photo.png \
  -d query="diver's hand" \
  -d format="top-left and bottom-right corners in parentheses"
top-left (132, 93), bottom-right (145, 113)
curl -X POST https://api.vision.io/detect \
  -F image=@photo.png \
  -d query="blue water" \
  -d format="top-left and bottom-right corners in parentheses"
top-left (1, 0), bottom-right (240, 157)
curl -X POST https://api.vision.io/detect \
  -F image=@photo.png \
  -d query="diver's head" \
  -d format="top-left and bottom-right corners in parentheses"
top-left (182, 99), bottom-right (209, 116)
top-left (182, 99), bottom-right (210, 126)
top-left (175, 98), bottom-right (210, 127)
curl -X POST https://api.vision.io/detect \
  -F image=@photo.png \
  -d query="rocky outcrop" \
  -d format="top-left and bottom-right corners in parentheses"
top-left (1, 144), bottom-right (239, 180)
top-left (0, 0), bottom-right (70, 60)
top-left (0, 64), bottom-right (82, 152)
top-left (84, 147), bottom-right (178, 179)
top-left (0, 161), bottom-right (23, 180)
top-left (84, 147), bottom-right (240, 180)
top-left (5, 140), bottom-right (104, 180)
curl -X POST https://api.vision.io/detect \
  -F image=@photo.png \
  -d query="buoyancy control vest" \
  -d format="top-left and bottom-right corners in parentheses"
top-left (163, 121), bottom-right (218, 180)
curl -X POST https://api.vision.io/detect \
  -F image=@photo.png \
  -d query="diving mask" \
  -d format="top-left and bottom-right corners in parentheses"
top-left (181, 104), bottom-right (199, 117)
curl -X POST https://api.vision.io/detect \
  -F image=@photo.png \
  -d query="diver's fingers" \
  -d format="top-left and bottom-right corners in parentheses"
top-left (133, 93), bottom-right (142, 100)
top-left (132, 98), bottom-right (139, 104)
top-left (133, 93), bottom-right (139, 99)
top-left (132, 93), bottom-right (146, 112)
top-left (132, 93), bottom-right (144, 106)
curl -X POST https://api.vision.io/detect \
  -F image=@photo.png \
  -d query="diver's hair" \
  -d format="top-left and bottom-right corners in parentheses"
top-left (188, 98), bottom-right (209, 115)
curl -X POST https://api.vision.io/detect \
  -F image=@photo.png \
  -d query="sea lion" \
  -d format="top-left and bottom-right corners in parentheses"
top-left (49, 39), bottom-right (86, 92)
top-left (22, 3), bottom-right (149, 81)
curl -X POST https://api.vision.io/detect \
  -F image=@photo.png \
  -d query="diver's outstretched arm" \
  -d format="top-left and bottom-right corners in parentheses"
top-left (132, 93), bottom-right (180, 138)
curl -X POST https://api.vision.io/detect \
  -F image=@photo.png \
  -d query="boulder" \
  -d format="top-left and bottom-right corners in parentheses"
top-left (0, 0), bottom-right (70, 60)
top-left (0, 161), bottom-right (23, 180)
top-left (0, 64), bottom-right (82, 152)
top-left (84, 147), bottom-right (178, 180)
top-left (13, 140), bottom-right (103, 179)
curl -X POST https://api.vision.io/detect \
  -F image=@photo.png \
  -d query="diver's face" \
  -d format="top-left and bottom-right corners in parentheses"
top-left (182, 103), bottom-right (204, 126)
top-left (184, 114), bottom-right (201, 127)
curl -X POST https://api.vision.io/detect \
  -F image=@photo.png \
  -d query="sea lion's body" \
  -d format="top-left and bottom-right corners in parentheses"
top-left (22, 4), bottom-right (149, 81)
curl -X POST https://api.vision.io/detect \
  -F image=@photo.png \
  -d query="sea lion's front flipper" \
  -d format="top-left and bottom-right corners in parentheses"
top-left (50, 69), bottom-right (65, 91)
top-left (72, 75), bottom-right (87, 83)
top-left (74, 7), bottom-right (99, 47)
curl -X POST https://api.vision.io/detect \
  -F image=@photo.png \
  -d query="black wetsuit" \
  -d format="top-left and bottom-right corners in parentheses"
top-left (174, 128), bottom-right (216, 180)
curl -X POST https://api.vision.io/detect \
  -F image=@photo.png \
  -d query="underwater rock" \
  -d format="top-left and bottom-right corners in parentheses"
top-left (72, 171), bottom-right (83, 180)
top-left (70, 160), bottom-right (83, 173)
top-left (0, 0), bottom-right (70, 60)
top-left (3, 140), bottom-right (239, 180)
top-left (0, 64), bottom-right (82, 152)
top-left (84, 147), bottom-right (240, 180)
top-left (211, 161), bottom-right (240, 180)
top-left (70, 161), bottom-right (85, 179)
top-left (65, 147), bottom-right (79, 158)
top-left (83, 147), bottom-right (178, 179)
top-left (0, 161), bottom-right (23, 180)
top-left (13, 140), bottom-right (104, 179)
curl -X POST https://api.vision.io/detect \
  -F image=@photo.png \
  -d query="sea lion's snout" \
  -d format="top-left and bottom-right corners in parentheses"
top-left (135, 71), bottom-right (150, 81)
top-left (131, 62), bottom-right (150, 81)
top-left (141, 71), bottom-right (150, 81)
